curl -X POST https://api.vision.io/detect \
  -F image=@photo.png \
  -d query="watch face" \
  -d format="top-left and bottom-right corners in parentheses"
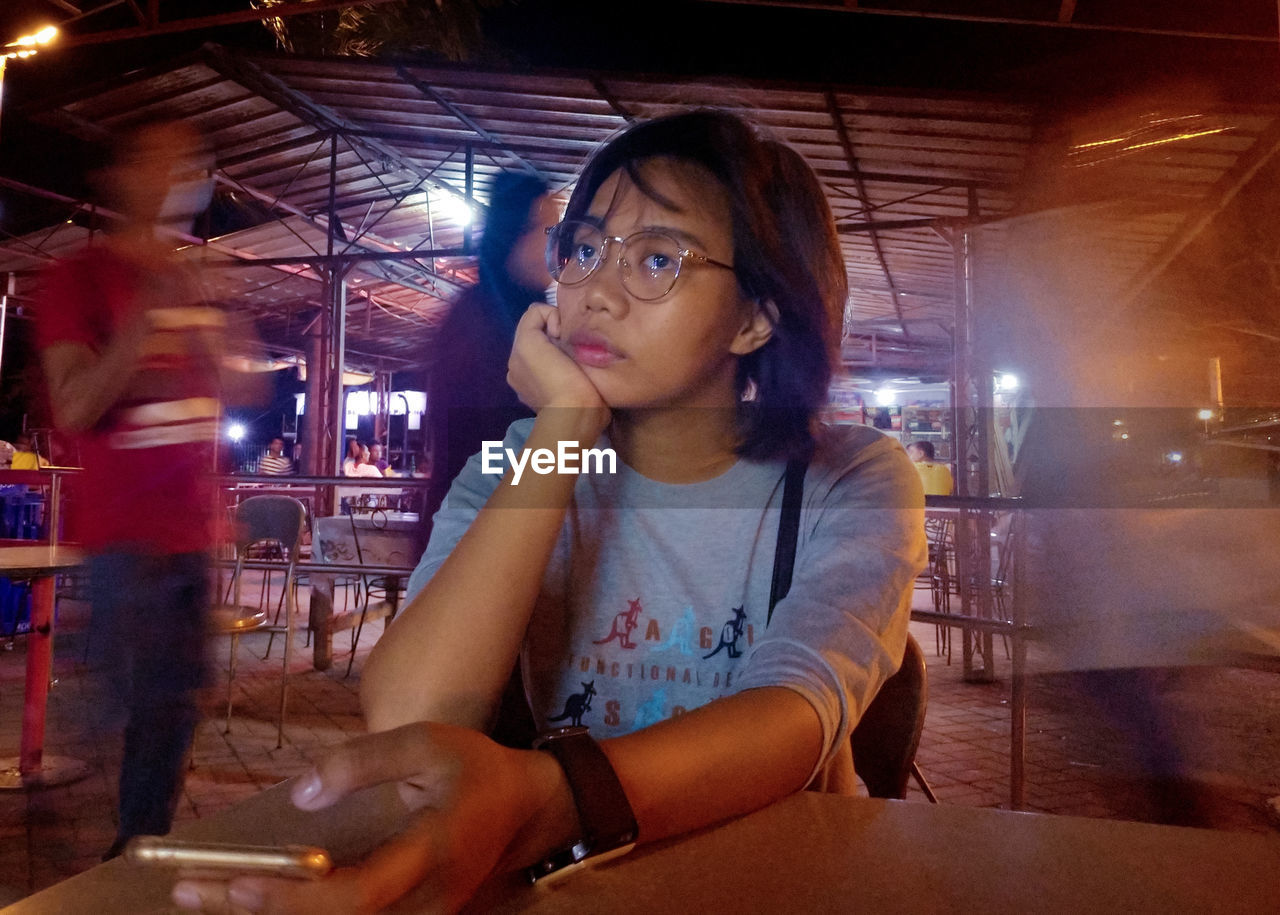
top-left (532, 725), bottom-right (590, 748)
top-left (527, 841), bottom-right (636, 886)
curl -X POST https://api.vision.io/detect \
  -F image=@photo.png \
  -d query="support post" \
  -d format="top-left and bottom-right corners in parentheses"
top-left (951, 189), bottom-right (996, 684)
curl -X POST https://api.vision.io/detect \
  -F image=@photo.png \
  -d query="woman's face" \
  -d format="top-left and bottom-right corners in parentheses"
top-left (553, 159), bottom-right (772, 412)
top-left (506, 194), bottom-right (559, 291)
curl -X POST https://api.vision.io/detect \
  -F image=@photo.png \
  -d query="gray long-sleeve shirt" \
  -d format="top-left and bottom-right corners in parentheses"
top-left (408, 419), bottom-right (925, 791)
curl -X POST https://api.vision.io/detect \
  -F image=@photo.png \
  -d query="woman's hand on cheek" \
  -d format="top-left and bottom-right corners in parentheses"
top-left (508, 305), bottom-right (608, 417)
top-left (171, 723), bottom-right (553, 915)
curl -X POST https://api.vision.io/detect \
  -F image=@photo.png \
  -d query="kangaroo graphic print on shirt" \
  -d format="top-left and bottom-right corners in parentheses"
top-left (411, 418), bottom-right (927, 783)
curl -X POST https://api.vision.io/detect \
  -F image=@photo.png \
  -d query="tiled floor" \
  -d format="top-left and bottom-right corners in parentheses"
top-left (1, 580), bottom-right (1278, 904)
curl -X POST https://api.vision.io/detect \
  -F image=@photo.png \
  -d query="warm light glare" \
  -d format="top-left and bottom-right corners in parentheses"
top-left (4, 25), bottom-right (57, 53)
top-left (1, 26), bottom-right (55, 62)
top-left (1197, 408), bottom-right (1215, 421)
top-left (874, 387), bottom-right (897, 407)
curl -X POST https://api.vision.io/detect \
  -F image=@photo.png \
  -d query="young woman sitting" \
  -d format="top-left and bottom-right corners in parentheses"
top-left (174, 108), bottom-right (925, 915)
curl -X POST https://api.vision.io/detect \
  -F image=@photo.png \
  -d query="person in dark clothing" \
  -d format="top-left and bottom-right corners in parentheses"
top-left (418, 173), bottom-right (558, 750)
top-left (422, 172), bottom-right (559, 535)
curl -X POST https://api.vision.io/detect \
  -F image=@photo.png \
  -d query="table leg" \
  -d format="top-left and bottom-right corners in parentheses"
top-left (386, 575), bottom-right (402, 621)
top-left (0, 574), bottom-right (89, 790)
top-left (309, 572), bottom-right (334, 672)
top-left (20, 576), bottom-right (54, 773)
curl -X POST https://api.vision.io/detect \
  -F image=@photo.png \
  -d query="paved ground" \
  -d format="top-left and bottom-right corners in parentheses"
top-left (1, 580), bottom-right (1277, 904)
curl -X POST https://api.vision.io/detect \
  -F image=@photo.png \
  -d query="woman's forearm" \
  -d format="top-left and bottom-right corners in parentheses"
top-left (361, 407), bottom-right (609, 733)
top-left (501, 687), bottom-right (824, 872)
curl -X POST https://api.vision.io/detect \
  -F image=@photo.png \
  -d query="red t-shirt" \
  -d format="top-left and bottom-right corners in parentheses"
top-left (34, 246), bottom-right (223, 554)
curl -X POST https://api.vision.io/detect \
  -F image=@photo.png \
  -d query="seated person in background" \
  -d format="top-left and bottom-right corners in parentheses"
top-left (340, 436), bottom-right (362, 476)
top-left (0, 439), bottom-right (13, 469)
top-left (258, 436), bottom-right (293, 475)
top-left (906, 440), bottom-right (953, 496)
top-left (345, 443), bottom-right (383, 478)
top-left (10, 433), bottom-right (50, 470)
top-left (173, 109), bottom-right (925, 914)
top-left (369, 441), bottom-right (391, 475)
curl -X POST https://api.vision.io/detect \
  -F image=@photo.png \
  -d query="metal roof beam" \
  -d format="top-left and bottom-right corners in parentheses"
top-left (205, 248), bottom-right (471, 270)
top-left (199, 44), bottom-right (474, 207)
top-left (838, 216), bottom-right (959, 234)
top-left (826, 91), bottom-right (909, 338)
top-left (821, 168), bottom-right (1001, 189)
top-left (212, 173), bottom-right (467, 298)
top-left (393, 66), bottom-right (544, 179)
top-left (1118, 115), bottom-right (1280, 309)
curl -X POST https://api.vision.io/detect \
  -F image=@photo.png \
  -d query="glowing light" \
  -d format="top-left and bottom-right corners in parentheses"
top-left (1197, 408), bottom-right (1215, 421)
top-left (227, 423), bottom-right (246, 442)
top-left (346, 391), bottom-right (372, 416)
top-left (1120, 433), bottom-right (1130, 440)
top-left (436, 192), bottom-right (474, 226)
top-left (2, 25), bottom-right (57, 59)
top-left (1113, 419), bottom-right (1124, 426)
top-left (875, 387), bottom-right (897, 407)
top-left (1166, 452), bottom-right (1183, 463)
top-left (995, 373), bottom-right (1019, 392)
top-left (6, 26), bottom-right (58, 48)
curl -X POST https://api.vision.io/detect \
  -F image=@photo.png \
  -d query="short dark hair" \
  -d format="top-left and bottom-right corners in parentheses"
top-left (563, 109), bottom-right (845, 461)
top-left (911, 440), bottom-right (936, 460)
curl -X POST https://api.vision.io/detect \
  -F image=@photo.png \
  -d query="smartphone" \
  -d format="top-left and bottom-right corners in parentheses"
top-left (123, 837), bottom-right (333, 880)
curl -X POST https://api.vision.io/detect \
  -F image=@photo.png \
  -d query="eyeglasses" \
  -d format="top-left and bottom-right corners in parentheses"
top-left (545, 219), bottom-right (735, 301)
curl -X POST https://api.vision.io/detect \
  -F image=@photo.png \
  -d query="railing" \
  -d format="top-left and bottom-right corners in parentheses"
top-left (915, 494), bottom-right (1030, 809)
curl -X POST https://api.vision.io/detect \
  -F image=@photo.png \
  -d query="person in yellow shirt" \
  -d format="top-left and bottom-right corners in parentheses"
top-left (906, 440), bottom-right (953, 496)
top-left (10, 433), bottom-right (50, 471)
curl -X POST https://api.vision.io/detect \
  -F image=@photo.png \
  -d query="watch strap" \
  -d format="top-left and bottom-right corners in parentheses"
top-left (528, 727), bottom-right (637, 882)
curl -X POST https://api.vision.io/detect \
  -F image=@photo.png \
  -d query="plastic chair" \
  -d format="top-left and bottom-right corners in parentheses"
top-left (210, 495), bottom-right (306, 749)
top-left (850, 632), bottom-right (937, 802)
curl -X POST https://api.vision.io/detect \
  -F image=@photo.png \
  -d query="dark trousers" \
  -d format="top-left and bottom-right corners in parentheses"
top-left (88, 551), bottom-right (210, 852)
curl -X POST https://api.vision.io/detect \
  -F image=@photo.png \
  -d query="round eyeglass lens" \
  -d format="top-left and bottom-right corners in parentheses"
top-left (547, 221), bottom-right (686, 300)
top-left (620, 232), bottom-right (683, 300)
top-left (547, 221), bottom-right (603, 285)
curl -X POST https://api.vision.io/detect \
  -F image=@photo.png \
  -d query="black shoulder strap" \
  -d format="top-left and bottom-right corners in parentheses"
top-left (767, 457), bottom-right (809, 626)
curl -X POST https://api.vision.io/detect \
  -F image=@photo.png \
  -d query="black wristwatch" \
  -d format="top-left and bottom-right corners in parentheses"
top-left (526, 726), bottom-right (638, 884)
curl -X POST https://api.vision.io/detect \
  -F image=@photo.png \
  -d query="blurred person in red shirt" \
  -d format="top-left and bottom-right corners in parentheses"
top-left (35, 120), bottom-right (265, 859)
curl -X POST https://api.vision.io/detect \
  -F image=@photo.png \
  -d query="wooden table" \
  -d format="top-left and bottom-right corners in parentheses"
top-left (307, 512), bottom-right (420, 671)
top-left (0, 545), bottom-right (88, 790)
top-left (8, 785), bottom-right (1279, 913)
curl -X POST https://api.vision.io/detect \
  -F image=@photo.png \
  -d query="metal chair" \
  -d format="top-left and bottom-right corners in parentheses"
top-left (343, 509), bottom-right (405, 677)
top-left (210, 495), bottom-right (306, 749)
top-left (850, 632), bottom-right (937, 802)
top-left (923, 513), bottom-right (956, 660)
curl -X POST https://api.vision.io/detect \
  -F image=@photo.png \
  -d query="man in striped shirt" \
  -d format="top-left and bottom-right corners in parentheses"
top-left (259, 436), bottom-right (294, 476)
